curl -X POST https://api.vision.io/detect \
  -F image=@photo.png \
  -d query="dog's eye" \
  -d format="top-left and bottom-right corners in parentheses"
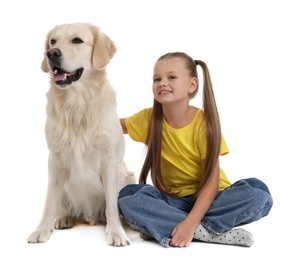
top-left (72, 37), bottom-right (83, 44)
top-left (50, 39), bottom-right (56, 45)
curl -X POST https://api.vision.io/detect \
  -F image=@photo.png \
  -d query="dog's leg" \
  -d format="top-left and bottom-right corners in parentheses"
top-left (55, 216), bottom-right (77, 229)
top-left (27, 153), bottom-right (65, 243)
top-left (102, 160), bottom-right (131, 246)
top-left (55, 197), bottom-right (76, 229)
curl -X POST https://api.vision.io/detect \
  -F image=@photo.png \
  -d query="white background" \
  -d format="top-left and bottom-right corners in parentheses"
top-left (0, 0), bottom-right (291, 259)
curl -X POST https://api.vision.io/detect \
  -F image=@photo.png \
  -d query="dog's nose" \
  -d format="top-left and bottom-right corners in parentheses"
top-left (47, 48), bottom-right (62, 61)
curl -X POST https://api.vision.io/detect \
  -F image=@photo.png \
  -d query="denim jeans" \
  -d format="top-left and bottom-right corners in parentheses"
top-left (118, 178), bottom-right (273, 247)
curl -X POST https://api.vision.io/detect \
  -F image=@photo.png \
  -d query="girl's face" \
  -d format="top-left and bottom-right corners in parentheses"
top-left (152, 58), bottom-right (197, 105)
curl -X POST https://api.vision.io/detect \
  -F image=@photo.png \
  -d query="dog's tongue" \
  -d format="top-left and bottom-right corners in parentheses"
top-left (54, 71), bottom-right (75, 82)
top-left (54, 73), bottom-right (67, 81)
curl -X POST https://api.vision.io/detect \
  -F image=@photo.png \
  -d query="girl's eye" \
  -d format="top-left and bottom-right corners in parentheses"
top-left (169, 76), bottom-right (177, 80)
top-left (153, 78), bottom-right (160, 83)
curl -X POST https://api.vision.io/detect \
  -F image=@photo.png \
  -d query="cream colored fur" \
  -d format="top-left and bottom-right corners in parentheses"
top-left (27, 23), bottom-right (135, 246)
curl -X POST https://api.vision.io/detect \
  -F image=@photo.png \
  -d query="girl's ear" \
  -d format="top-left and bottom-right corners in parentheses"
top-left (189, 77), bottom-right (198, 94)
top-left (91, 25), bottom-right (117, 70)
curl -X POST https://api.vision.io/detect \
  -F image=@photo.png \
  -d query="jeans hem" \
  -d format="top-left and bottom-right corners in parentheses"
top-left (160, 237), bottom-right (171, 248)
top-left (201, 220), bottom-right (224, 235)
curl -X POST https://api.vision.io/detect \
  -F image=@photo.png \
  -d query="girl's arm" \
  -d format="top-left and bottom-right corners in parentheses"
top-left (170, 160), bottom-right (220, 247)
top-left (120, 118), bottom-right (128, 134)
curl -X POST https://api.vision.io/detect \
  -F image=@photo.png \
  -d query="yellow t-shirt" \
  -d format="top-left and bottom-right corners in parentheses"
top-left (125, 107), bottom-right (231, 197)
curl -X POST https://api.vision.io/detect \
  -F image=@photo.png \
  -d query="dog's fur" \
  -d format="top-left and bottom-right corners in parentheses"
top-left (27, 23), bottom-right (135, 246)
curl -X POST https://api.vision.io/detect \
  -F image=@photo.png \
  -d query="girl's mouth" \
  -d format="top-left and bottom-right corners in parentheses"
top-left (158, 90), bottom-right (173, 95)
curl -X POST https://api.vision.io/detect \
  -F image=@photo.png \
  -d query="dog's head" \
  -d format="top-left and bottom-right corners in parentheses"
top-left (41, 23), bottom-right (116, 89)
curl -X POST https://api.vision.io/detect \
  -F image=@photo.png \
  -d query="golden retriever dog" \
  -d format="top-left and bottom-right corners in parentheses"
top-left (27, 23), bottom-right (135, 246)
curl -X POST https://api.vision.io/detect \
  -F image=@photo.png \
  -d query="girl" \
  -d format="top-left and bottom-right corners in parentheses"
top-left (118, 52), bottom-right (273, 248)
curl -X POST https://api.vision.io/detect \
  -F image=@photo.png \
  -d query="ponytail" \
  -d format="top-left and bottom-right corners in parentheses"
top-left (194, 60), bottom-right (221, 198)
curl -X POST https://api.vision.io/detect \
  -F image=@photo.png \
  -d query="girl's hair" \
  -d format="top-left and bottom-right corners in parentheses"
top-left (139, 52), bottom-right (222, 198)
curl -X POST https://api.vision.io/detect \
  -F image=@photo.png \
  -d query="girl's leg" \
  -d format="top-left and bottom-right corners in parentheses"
top-left (118, 184), bottom-right (191, 247)
top-left (119, 178), bottom-right (273, 247)
top-left (193, 178), bottom-right (273, 246)
top-left (202, 178), bottom-right (273, 233)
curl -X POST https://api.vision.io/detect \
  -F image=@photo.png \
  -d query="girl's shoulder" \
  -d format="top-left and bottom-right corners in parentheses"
top-left (125, 107), bottom-right (153, 129)
top-left (192, 107), bottom-right (205, 124)
top-left (131, 107), bottom-right (153, 120)
top-left (190, 107), bottom-right (207, 134)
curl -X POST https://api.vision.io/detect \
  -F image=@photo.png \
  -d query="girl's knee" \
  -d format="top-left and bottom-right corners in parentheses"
top-left (260, 187), bottom-right (273, 216)
top-left (233, 178), bottom-right (273, 215)
top-left (240, 178), bottom-right (271, 195)
top-left (247, 178), bottom-right (273, 216)
top-left (119, 184), bottom-right (144, 198)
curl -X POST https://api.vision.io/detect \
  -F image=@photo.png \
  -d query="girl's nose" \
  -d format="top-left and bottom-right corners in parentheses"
top-left (159, 79), bottom-right (167, 87)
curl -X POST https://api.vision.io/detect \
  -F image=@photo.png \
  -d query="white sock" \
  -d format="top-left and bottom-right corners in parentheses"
top-left (193, 223), bottom-right (254, 247)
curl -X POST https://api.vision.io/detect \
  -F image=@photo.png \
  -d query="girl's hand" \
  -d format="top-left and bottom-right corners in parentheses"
top-left (170, 161), bottom-right (220, 248)
top-left (170, 219), bottom-right (196, 247)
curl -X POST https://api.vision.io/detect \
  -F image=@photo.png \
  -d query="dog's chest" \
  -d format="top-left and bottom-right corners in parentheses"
top-left (65, 162), bottom-right (104, 193)
top-left (46, 83), bottom-right (116, 153)
top-left (63, 150), bottom-right (105, 195)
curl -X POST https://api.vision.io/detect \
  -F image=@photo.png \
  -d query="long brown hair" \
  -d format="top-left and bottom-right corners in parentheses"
top-left (139, 52), bottom-right (221, 198)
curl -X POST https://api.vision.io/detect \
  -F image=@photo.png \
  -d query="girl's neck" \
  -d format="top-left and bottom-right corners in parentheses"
top-left (162, 104), bottom-right (196, 129)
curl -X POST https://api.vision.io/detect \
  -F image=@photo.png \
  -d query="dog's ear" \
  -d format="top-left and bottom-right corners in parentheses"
top-left (41, 30), bottom-right (52, 73)
top-left (92, 26), bottom-right (117, 70)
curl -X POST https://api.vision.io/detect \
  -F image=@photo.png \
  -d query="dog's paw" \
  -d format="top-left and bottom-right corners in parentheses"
top-left (27, 228), bottom-right (52, 243)
top-left (107, 232), bottom-right (131, 247)
top-left (55, 216), bottom-right (75, 229)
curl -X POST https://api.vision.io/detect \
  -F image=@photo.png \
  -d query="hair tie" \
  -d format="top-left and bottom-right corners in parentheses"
top-left (194, 60), bottom-right (199, 65)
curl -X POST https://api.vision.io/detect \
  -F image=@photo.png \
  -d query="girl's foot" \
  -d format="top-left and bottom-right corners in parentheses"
top-left (194, 223), bottom-right (254, 247)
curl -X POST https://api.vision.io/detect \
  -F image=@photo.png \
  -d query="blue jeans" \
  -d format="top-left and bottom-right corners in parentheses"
top-left (118, 178), bottom-right (273, 247)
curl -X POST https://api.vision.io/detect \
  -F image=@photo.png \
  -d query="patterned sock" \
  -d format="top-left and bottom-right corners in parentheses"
top-left (193, 223), bottom-right (254, 247)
